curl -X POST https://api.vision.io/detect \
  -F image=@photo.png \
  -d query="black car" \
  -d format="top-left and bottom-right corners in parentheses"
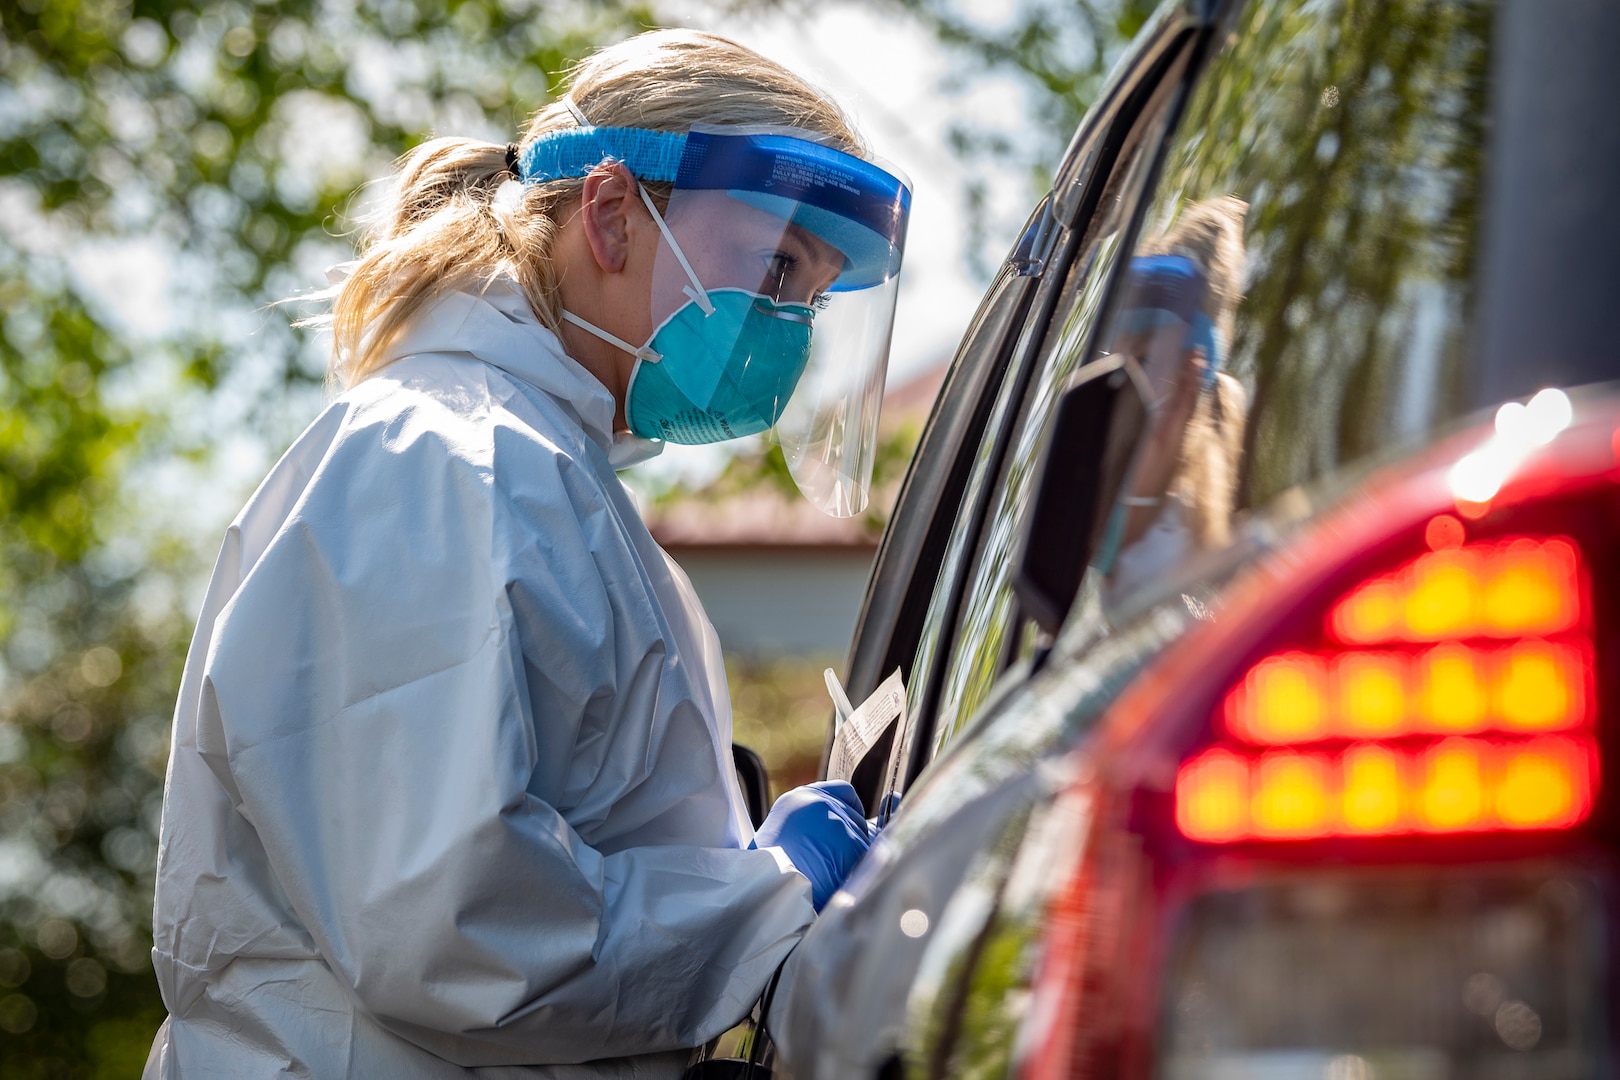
top-left (760, 0), bottom-right (1620, 1076)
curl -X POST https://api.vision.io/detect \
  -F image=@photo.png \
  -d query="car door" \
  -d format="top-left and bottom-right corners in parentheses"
top-left (856, 0), bottom-right (1576, 1074)
top-left (836, 4), bottom-right (1203, 812)
top-left (771, 10), bottom-right (1214, 1077)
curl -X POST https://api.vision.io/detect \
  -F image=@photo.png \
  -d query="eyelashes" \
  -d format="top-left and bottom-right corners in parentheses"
top-left (767, 251), bottom-right (833, 311)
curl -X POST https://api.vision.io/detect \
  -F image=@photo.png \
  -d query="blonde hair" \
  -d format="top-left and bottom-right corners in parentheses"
top-left (324, 29), bottom-right (861, 387)
top-left (1142, 194), bottom-right (1248, 344)
top-left (1155, 195), bottom-right (1250, 548)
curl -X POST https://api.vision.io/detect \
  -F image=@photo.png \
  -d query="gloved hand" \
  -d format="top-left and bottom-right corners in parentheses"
top-left (752, 781), bottom-right (872, 912)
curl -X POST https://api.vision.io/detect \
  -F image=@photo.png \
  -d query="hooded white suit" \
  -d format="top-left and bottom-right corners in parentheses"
top-left (145, 281), bottom-right (816, 1078)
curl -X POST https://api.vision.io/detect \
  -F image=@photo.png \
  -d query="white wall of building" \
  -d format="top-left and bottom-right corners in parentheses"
top-left (671, 549), bottom-right (877, 658)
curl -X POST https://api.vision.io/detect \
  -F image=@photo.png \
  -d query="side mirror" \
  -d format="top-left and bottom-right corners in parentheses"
top-left (732, 743), bottom-right (771, 828)
top-left (1014, 353), bottom-right (1151, 634)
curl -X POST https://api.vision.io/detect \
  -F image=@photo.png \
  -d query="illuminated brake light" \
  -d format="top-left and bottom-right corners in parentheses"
top-left (1179, 533), bottom-right (1596, 844)
top-left (1224, 640), bottom-right (1590, 744)
top-left (1330, 537), bottom-right (1581, 643)
top-left (1174, 750), bottom-right (1248, 842)
top-left (1340, 745), bottom-right (1403, 833)
top-left (1496, 738), bottom-right (1589, 827)
top-left (1250, 753), bottom-right (1333, 838)
top-left (1418, 645), bottom-right (1488, 732)
top-left (1497, 640), bottom-right (1582, 731)
top-left (1335, 653), bottom-right (1406, 736)
top-left (1176, 736), bottom-right (1596, 841)
top-left (1225, 654), bottom-right (1329, 743)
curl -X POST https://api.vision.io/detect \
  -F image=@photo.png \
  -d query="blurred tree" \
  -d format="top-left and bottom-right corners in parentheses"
top-left (877, 0), bottom-right (1159, 274)
top-left (0, 1), bottom-right (654, 1075)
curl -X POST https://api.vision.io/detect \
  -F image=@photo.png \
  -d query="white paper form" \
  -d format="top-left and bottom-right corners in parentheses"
top-left (827, 669), bottom-right (907, 783)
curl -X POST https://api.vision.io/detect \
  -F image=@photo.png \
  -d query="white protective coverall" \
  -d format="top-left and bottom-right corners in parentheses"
top-left (145, 279), bottom-right (816, 1078)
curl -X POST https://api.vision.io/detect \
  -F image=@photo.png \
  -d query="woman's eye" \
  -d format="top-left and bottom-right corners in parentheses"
top-left (765, 251), bottom-right (829, 310)
top-left (766, 252), bottom-right (796, 289)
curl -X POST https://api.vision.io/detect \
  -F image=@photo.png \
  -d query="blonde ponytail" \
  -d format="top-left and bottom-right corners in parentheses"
top-left (322, 29), bottom-right (861, 388)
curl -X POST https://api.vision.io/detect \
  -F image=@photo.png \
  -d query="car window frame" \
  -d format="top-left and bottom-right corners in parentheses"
top-left (828, 256), bottom-right (1042, 794)
top-left (913, 34), bottom-right (1203, 773)
top-left (853, 18), bottom-right (1213, 802)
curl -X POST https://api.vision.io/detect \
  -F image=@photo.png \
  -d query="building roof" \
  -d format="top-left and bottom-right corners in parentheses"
top-left (645, 358), bottom-right (949, 552)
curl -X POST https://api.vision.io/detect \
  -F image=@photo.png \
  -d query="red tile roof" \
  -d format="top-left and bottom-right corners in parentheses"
top-left (645, 358), bottom-right (949, 551)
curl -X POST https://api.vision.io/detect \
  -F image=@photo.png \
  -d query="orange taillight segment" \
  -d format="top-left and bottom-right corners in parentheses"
top-left (1495, 737), bottom-right (1591, 828)
top-left (1495, 640), bottom-right (1586, 732)
top-left (1339, 744), bottom-right (1405, 833)
top-left (1417, 645), bottom-right (1489, 733)
top-left (1329, 537), bottom-right (1582, 644)
top-left (1225, 653), bottom-right (1330, 743)
top-left (1188, 533), bottom-right (1596, 845)
top-left (1174, 750), bottom-right (1249, 842)
top-left (1223, 640), bottom-right (1590, 745)
top-left (1419, 738), bottom-right (1486, 828)
top-left (1334, 652), bottom-right (1408, 737)
top-left (1251, 753), bottom-right (1334, 838)
top-left (1175, 737), bottom-right (1596, 842)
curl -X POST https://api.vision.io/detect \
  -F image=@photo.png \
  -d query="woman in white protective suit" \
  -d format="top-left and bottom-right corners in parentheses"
top-left (145, 29), bottom-right (911, 1078)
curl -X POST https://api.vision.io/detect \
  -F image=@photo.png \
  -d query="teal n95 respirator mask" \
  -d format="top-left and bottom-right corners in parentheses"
top-left (515, 117), bottom-right (912, 517)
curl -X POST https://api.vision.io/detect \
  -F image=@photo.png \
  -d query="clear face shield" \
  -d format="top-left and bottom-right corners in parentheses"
top-left (549, 123), bottom-right (911, 517)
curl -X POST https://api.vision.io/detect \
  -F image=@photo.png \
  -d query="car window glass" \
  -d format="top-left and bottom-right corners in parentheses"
top-left (1082, 0), bottom-right (1494, 620)
top-left (895, 278), bottom-right (1048, 782)
top-left (841, 262), bottom-right (1037, 801)
top-left (923, 78), bottom-right (1184, 761)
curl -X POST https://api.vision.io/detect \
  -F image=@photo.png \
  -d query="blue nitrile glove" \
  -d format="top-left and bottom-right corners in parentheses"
top-left (752, 780), bottom-right (872, 912)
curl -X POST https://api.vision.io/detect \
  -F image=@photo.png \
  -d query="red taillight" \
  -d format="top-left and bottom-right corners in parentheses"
top-left (1223, 639), bottom-right (1593, 744)
top-left (1328, 536), bottom-right (1582, 643)
top-left (1176, 533), bottom-right (1598, 843)
top-left (1177, 735), bottom-right (1598, 841)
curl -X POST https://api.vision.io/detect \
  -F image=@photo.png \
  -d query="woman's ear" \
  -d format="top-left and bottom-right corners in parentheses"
top-left (579, 163), bottom-right (638, 274)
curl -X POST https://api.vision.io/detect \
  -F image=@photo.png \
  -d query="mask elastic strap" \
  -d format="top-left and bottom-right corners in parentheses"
top-left (636, 183), bottom-right (716, 316)
top-left (560, 310), bottom-right (663, 364)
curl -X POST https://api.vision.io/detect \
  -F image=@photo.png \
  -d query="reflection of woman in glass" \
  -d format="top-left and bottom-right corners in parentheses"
top-left (1106, 196), bottom-right (1249, 599)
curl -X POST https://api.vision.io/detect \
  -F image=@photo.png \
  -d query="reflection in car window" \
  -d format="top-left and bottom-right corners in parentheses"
top-left (868, 267), bottom-right (1030, 793)
top-left (1096, 201), bottom-right (1251, 604)
top-left (897, 276), bottom-right (1046, 781)
top-left (1090, 0), bottom-right (1494, 615)
top-left (925, 90), bottom-right (1183, 760)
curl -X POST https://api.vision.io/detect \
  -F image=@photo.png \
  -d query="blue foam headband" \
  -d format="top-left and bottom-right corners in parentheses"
top-left (516, 127), bottom-right (688, 185)
top-left (1111, 307), bottom-right (1223, 386)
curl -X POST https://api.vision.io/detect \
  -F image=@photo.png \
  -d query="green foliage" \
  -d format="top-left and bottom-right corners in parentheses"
top-left (1139, 0), bottom-right (1493, 506)
top-left (877, 0), bottom-right (1159, 273)
top-left (726, 656), bottom-right (839, 798)
top-left (0, 1), bottom-right (656, 1074)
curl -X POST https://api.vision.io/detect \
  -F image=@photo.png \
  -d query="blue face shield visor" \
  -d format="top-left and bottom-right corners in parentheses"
top-left (519, 123), bottom-right (909, 291)
top-left (518, 120), bottom-right (912, 517)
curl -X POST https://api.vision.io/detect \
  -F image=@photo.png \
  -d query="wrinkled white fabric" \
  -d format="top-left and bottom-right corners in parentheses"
top-left (146, 281), bottom-right (815, 1078)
